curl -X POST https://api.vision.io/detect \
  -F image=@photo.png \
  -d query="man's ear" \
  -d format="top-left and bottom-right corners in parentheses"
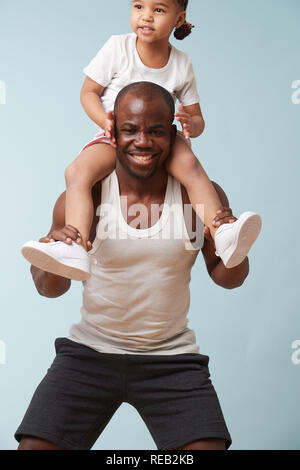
top-left (114, 115), bottom-right (118, 141)
top-left (170, 124), bottom-right (177, 148)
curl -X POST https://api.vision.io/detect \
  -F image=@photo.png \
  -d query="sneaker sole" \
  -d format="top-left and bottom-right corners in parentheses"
top-left (21, 246), bottom-right (91, 281)
top-left (224, 213), bottom-right (262, 269)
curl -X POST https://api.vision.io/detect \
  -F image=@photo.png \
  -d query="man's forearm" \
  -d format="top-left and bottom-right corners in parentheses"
top-left (30, 266), bottom-right (71, 298)
top-left (211, 257), bottom-right (249, 289)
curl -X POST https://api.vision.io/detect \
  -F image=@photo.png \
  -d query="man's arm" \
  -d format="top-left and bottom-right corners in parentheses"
top-left (201, 182), bottom-right (249, 289)
top-left (31, 182), bottom-right (102, 298)
top-left (30, 192), bottom-right (72, 298)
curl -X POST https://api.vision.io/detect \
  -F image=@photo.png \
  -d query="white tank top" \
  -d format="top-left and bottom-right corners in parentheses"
top-left (68, 171), bottom-right (203, 355)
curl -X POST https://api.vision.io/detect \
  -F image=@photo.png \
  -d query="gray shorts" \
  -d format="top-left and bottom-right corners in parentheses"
top-left (15, 337), bottom-right (232, 450)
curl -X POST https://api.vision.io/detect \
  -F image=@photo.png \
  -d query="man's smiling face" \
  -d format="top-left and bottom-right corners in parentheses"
top-left (114, 93), bottom-right (176, 180)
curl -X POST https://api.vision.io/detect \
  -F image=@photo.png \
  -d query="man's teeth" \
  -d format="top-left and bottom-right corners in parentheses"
top-left (133, 155), bottom-right (153, 161)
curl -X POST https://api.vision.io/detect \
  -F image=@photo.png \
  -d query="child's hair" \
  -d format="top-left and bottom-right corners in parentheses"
top-left (174, 0), bottom-right (194, 40)
top-left (176, 0), bottom-right (188, 9)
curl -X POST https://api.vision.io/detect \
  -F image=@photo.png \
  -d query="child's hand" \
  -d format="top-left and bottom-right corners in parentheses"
top-left (175, 103), bottom-right (194, 139)
top-left (39, 225), bottom-right (92, 251)
top-left (105, 110), bottom-right (117, 148)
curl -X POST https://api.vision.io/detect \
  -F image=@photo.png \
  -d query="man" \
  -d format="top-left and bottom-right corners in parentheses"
top-left (16, 82), bottom-right (249, 450)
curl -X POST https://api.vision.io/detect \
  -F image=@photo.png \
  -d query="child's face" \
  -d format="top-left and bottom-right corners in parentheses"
top-left (130, 0), bottom-right (186, 44)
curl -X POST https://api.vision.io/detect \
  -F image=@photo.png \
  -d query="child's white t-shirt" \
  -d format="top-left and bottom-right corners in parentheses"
top-left (83, 32), bottom-right (200, 133)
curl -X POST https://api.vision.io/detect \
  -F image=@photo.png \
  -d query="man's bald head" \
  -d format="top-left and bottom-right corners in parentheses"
top-left (114, 82), bottom-right (175, 122)
top-left (113, 82), bottom-right (177, 181)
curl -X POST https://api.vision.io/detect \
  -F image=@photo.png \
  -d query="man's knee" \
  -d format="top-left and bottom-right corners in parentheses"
top-left (17, 435), bottom-right (66, 450)
top-left (175, 437), bottom-right (227, 450)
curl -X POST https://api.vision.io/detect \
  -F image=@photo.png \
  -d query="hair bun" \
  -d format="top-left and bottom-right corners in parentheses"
top-left (174, 21), bottom-right (194, 40)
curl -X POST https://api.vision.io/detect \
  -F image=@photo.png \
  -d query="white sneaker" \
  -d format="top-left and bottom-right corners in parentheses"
top-left (21, 240), bottom-right (91, 281)
top-left (215, 212), bottom-right (262, 268)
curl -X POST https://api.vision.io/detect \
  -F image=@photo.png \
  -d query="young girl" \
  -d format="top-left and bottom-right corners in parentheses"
top-left (21, 0), bottom-right (261, 280)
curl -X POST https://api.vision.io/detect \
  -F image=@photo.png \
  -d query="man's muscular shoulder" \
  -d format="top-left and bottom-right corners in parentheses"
top-left (49, 181), bottom-right (101, 238)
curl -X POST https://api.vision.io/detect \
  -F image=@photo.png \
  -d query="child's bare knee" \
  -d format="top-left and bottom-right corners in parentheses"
top-left (64, 159), bottom-right (91, 188)
top-left (65, 160), bottom-right (78, 186)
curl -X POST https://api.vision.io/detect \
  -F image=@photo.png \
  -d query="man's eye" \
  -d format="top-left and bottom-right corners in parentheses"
top-left (122, 129), bottom-right (135, 134)
top-left (150, 130), bottom-right (163, 136)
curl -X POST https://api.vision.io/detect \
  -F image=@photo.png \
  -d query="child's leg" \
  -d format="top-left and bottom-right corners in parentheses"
top-left (64, 143), bottom-right (116, 249)
top-left (166, 133), bottom-right (262, 268)
top-left (166, 134), bottom-right (223, 239)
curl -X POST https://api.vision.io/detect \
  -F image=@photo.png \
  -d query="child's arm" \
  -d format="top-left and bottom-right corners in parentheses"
top-left (80, 76), bottom-right (116, 147)
top-left (175, 103), bottom-right (205, 139)
top-left (80, 76), bottom-right (108, 131)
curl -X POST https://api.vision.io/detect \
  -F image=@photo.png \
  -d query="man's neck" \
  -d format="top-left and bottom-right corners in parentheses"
top-left (115, 161), bottom-right (168, 199)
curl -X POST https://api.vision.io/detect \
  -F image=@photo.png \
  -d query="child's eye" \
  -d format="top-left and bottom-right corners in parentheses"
top-left (134, 4), bottom-right (142, 10)
top-left (155, 8), bottom-right (165, 13)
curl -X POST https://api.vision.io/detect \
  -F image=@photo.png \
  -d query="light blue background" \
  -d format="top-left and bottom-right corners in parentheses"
top-left (0, 0), bottom-right (299, 450)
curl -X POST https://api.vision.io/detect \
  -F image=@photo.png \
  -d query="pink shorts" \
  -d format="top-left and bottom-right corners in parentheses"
top-left (80, 130), bottom-right (191, 153)
top-left (80, 131), bottom-right (111, 153)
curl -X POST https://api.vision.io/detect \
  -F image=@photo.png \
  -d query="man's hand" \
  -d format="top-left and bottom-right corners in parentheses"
top-left (204, 207), bottom-right (237, 244)
top-left (105, 110), bottom-right (117, 148)
top-left (175, 103), bottom-right (194, 139)
top-left (40, 225), bottom-right (93, 251)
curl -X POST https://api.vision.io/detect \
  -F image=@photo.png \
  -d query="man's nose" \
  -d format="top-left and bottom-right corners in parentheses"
top-left (134, 132), bottom-right (152, 147)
